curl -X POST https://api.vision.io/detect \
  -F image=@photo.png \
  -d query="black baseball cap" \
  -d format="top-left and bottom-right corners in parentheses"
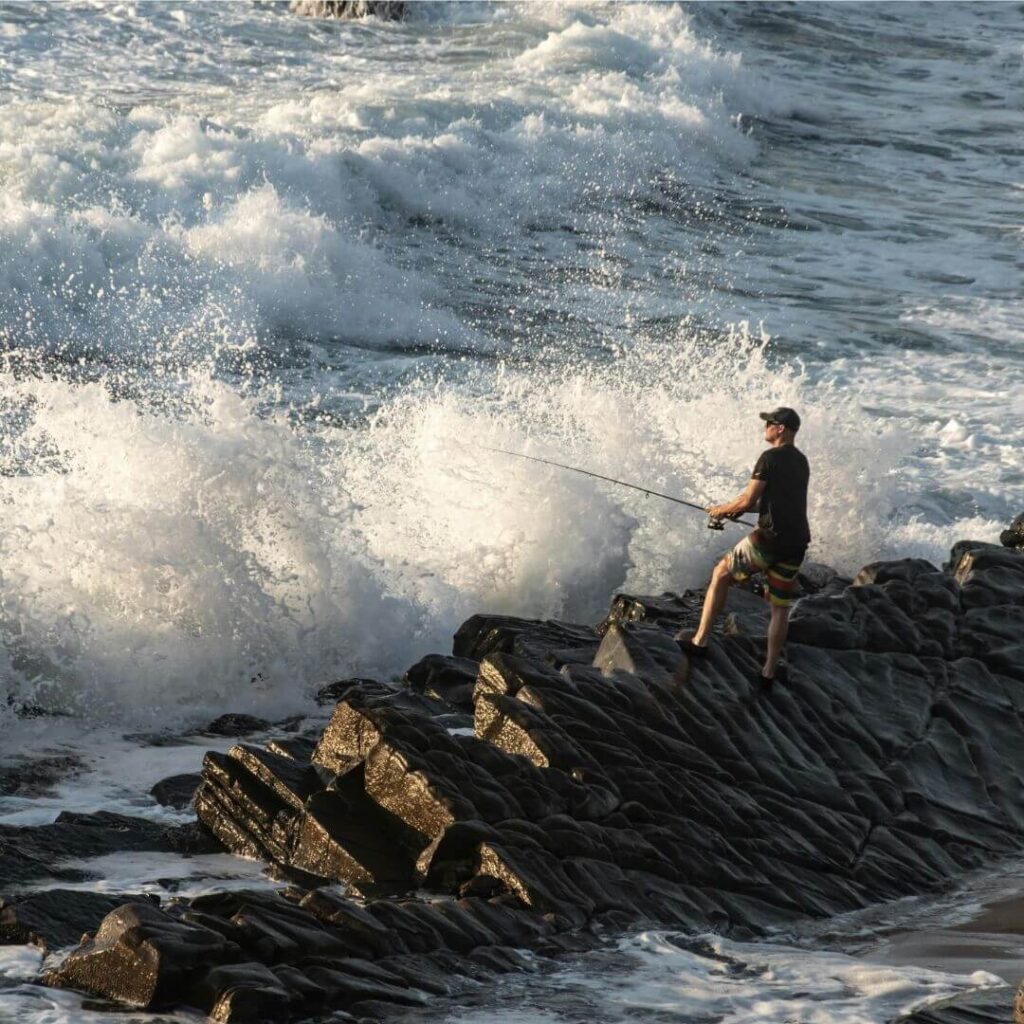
top-left (760, 407), bottom-right (801, 431)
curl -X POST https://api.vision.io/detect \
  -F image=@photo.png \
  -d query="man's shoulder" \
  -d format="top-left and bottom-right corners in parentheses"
top-left (754, 445), bottom-right (808, 474)
top-left (752, 447), bottom-right (774, 477)
top-left (777, 444), bottom-right (808, 464)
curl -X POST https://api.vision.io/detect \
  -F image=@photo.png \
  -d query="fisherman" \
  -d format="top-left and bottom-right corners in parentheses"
top-left (677, 407), bottom-right (810, 686)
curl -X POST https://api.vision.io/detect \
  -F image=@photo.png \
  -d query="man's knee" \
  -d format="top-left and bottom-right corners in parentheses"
top-left (711, 558), bottom-right (733, 585)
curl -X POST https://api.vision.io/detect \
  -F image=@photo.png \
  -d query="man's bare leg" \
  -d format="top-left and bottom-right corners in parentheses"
top-left (763, 603), bottom-right (790, 678)
top-left (691, 557), bottom-right (733, 648)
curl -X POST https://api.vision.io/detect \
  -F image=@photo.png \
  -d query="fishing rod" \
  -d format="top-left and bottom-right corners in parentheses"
top-left (481, 445), bottom-right (755, 530)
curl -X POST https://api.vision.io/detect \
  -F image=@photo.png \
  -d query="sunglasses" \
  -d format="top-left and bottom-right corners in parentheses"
top-left (764, 420), bottom-right (779, 427)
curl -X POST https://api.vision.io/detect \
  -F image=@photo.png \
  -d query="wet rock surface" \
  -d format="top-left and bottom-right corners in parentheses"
top-left (0, 810), bottom-right (219, 887)
top-left (151, 772), bottom-right (203, 809)
top-left (905, 985), bottom-right (1014, 1023)
top-left (203, 713), bottom-right (272, 738)
top-left (1001, 513), bottom-right (1024, 550)
top-left (10, 539), bottom-right (1024, 1019)
top-left (0, 890), bottom-right (161, 951)
top-left (0, 755), bottom-right (84, 798)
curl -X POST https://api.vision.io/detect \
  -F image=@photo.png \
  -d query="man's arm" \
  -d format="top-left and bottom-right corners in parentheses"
top-left (708, 478), bottom-right (766, 520)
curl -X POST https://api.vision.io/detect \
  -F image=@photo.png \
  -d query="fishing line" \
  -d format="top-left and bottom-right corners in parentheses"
top-left (481, 446), bottom-right (755, 530)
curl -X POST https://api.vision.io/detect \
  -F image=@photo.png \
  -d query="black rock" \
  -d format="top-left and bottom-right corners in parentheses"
top-left (43, 902), bottom-right (242, 1009)
top-left (853, 557), bottom-right (941, 586)
top-left (41, 535), bottom-right (1024, 1022)
top-left (267, 736), bottom-right (318, 761)
top-left (315, 678), bottom-right (379, 707)
top-left (0, 811), bottom-right (210, 887)
top-left (721, 587), bottom-right (771, 638)
top-left (0, 755), bottom-right (84, 797)
top-left (1001, 513), bottom-right (1024, 550)
top-left (290, 779), bottom-right (421, 887)
top-left (0, 890), bottom-right (159, 950)
top-left (591, 621), bottom-right (680, 687)
top-left (601, 591), bottom-right (696, 634)
top-left (228, 744), bottom-right (321, 811)
top-left (151, 773), bottom-right (202, 809)
top-left (510, 620), bottom-right (602, 668)
top-left (300, 963), bottom-right (425, 1009)
top-left (375, 953), bottom-right (459, 995)
top-left (270, 963), bottom-right (328, 1011)
top-left (904, 984), bottom-right (1017, 1023)
top-left (795, 561), bottom-right (847, 594)
top-left (190, 961), bottom-right (291, 1022)
top-left (952, 543), bottom-right (1024, 608)
top-left (453, 614), bottom-right (544, 661)
top-left (298, 888), bottom-right (401, 957)
top-left (204, 714), bottom-right (271, 737)
top-left (405, 654), bottom-right (479, 711)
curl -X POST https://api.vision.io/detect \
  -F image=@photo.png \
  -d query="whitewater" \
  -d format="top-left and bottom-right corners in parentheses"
top-left (1, 2), bottom-right (1022, 1021)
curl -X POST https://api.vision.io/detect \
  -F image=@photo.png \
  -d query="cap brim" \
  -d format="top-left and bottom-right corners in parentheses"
top-left (759, 411), bottom-right (773, 422)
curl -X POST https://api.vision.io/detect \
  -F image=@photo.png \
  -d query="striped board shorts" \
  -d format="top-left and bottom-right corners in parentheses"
top-left (726, 531), bottom-right (803, 607)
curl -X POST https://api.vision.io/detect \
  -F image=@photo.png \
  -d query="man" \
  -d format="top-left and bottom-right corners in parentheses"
top-left (678, 407), bottom-right (810, 686)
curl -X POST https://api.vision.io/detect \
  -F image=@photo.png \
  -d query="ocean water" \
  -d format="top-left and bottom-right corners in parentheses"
top-left (1, 2), bottom-right (1022, 1020)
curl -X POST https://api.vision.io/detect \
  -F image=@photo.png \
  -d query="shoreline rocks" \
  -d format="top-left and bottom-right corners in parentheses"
top-left (12, 530), bottom-right (1024, 1020)
top-left (0, 810), bottom-right (218, 888)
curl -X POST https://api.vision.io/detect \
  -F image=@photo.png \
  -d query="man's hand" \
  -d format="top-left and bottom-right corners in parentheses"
top-left (707, 479), bottom-right (767, 522)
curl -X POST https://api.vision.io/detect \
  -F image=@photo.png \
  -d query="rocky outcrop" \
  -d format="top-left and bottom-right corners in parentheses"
top-left (1002, 512), bottom-right (1024, 550)
top-left (32, 539), bottom-right (1024, 1019)
top-left (289, 1), bottom-right (405, 20)
top-left (0, 890), bottom-right (160, 951)
top-left (42, 888), bottom-right (550, 1020)
top-left (0, 810), bottom-right (217, 887)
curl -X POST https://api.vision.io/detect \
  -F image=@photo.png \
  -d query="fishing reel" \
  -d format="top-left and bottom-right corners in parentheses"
top-left (707, 515), bottom-right (726, 531)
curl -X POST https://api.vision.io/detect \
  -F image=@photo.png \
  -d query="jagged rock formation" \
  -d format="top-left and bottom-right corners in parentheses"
top-left (31, 537), bottom-right (1024, 1019)
top-left (289, 1), bottom-right (405, 20)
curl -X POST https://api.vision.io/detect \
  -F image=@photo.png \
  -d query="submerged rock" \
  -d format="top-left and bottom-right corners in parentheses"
top-left (204, 713), bottom-right (271, 737)
top-left (38, 540), bottom-right (1024, 1020)
top-left (0, 755), bottom-right (84, 798)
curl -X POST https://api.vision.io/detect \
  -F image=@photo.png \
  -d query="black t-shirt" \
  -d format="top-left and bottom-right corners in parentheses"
top-left (751, 445), bottom-right (810, 560)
